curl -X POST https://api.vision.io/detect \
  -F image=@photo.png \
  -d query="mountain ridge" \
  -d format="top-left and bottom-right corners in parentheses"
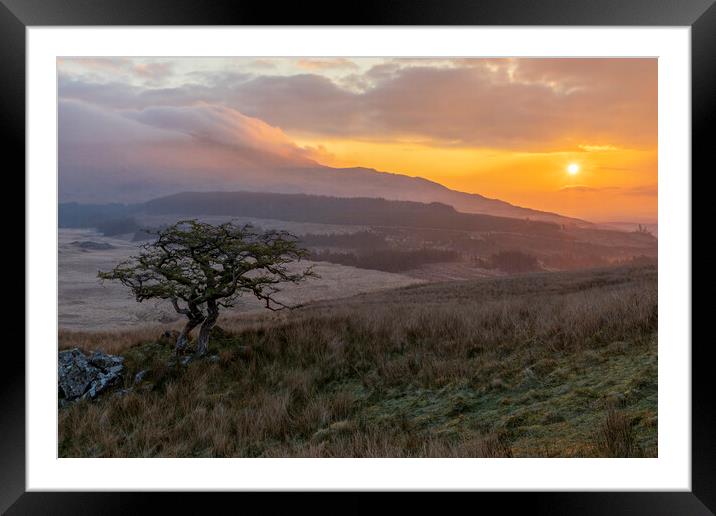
top-left (325, 165), bottom-right (589, 226)
top-left (59, 158), bottom-right (590, 226)
top-left (141, 190), bottom-right (565, 235)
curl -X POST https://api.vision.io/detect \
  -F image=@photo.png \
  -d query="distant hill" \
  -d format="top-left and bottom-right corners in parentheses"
top-left (224, 166), bottom-right (590, 227)
top-left (58, 202), bottom-right (140, 228)
top-left (59, 191), bottom-right (656, 274)
top-left (595, 221), bottom-right (658, 238)
top-left (141, 191), bottom-right (563, 235)
top-left (60, 162), bottom-right (589, 226)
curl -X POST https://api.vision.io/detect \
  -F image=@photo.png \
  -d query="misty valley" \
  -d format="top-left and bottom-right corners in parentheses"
top-left (62, 190), bottom-right (656, 276)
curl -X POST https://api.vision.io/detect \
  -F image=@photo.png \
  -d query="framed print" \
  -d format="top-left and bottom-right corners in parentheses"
top-left (4, 0), bottom-right (710, 513)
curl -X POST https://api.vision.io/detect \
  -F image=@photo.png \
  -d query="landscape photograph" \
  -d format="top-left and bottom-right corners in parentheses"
top-left (57, 56), bottom-right (658, 458)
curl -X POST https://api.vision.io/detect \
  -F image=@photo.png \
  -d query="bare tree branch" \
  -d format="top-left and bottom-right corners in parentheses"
top-left (98, 219), bottom-right (317, 355)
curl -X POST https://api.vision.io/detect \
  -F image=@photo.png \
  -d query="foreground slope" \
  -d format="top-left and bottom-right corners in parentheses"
top-left (59, 265), bottom-right (657, 458)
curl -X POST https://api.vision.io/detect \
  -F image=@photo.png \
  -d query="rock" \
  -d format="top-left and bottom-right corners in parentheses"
top-left (89, 350), bottom-right (124, 371)
top-left (58, 348), bottom-right (125, 402)
top-left (165, 355), bottom-right (192, 368)
top-left (58, 349), bottom-right (92, 400)
top-left (134, 369), bottom-right (149, 384)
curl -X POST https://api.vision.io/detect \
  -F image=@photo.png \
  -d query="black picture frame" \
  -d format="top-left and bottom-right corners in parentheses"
top-left (3, 0), bottom-right (709, 513)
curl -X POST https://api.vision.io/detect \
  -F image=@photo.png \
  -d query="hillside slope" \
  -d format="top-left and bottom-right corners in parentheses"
top-left (59, 265), bottom-right (657, 458)
top-left (59, 191), bottom-right (657, 273)
top-left (243, 165), bottom-right (589, 226)
top-left (59, 160), bottom-right (588, 226)
top-left (143, 191), bottom-right (564, 234)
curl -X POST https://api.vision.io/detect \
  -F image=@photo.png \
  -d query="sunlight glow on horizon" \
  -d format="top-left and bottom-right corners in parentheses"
top-left (294, 136), bottom-right (657, 222)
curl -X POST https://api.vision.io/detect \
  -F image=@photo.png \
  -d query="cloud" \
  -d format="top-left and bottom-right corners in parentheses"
top-left (125, 103), bottom-right (318, 164)
top-left (220, 58), bottom-right (656, 150)
top-left (249, 59), bottom-right (277, 69)
top-left (578, 144), bottom-right (619, 152)
top-left (62, 98), bottom-right (325, 170)
top-left (296, 58), bottom-right (359, 71)
top-left (58, 58), bottom-right (175, 84)
top-left (59, 99), bottom-right (180, 144)
top-left (132, 61), bottom-right (174, 80)
top-left (558, 184), bottom-right (657, 196)
top-left (623, 185), bottom-right (658, 196)
top-left (58, 99), bottom-right (331, 202)
top-left (559, 185), bottom-right (618, 193)
top-left (597, 166), bottom-right (633, 172)
top-left (58, 58), bottom-right (657, 152)
top-left (58, 74), bottom-right (201, 109)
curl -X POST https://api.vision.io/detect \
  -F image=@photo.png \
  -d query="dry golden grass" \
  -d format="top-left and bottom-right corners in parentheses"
top-left (59, 326), bottom-right (177, 355)
top-left (59, 265), bottom-right (657, 458)
top-left (594, 405), bottom-right (641, 457)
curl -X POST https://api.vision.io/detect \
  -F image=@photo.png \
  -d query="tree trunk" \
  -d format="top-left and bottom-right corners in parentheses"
top-left (195, 301), bottom-right (219, 356)
top-left (175, 316), bottom-right (203, 355)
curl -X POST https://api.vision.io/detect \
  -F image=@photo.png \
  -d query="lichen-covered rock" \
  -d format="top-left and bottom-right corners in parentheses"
top-left (88, 350), bottom-right (124, 372)
top-left (58, 348), bottom-right (125, 402)
top-left (133, 369), bottom-right (149, 384)
top-left (58, 349), bottom-right (93, 400)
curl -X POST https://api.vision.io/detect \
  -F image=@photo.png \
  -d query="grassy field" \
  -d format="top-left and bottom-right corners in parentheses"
top-left (58, 228), bottom-right (421, 331)
top-left (58, 265), bottom-right (657, 458)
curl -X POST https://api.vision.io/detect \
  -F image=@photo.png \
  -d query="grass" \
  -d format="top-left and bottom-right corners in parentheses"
top-left (58, 264), bottom-right (657, 457)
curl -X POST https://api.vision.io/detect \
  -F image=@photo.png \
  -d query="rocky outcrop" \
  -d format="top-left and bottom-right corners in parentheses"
top-left (58, 348), bottom-right (125, 402)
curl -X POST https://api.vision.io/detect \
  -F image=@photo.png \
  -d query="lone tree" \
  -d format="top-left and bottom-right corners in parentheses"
top-left (98, 220), bottom-right (316, 356)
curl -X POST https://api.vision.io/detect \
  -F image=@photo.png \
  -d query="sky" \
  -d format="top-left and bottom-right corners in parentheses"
top-left (58, 57), bottom-right (657, 222)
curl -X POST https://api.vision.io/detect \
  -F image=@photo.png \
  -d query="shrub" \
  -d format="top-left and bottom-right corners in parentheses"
top-left (595, 406), bottom-right (641, 457)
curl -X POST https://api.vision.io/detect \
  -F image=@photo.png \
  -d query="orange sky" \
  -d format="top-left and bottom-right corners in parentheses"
top-left (295, 138), bottom-right (657, 222)
top-left (58, 57), bottom-right (657, 222)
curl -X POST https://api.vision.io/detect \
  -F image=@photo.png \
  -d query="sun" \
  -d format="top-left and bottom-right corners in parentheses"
top-left (567, 163), bottom-right (580, 175)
